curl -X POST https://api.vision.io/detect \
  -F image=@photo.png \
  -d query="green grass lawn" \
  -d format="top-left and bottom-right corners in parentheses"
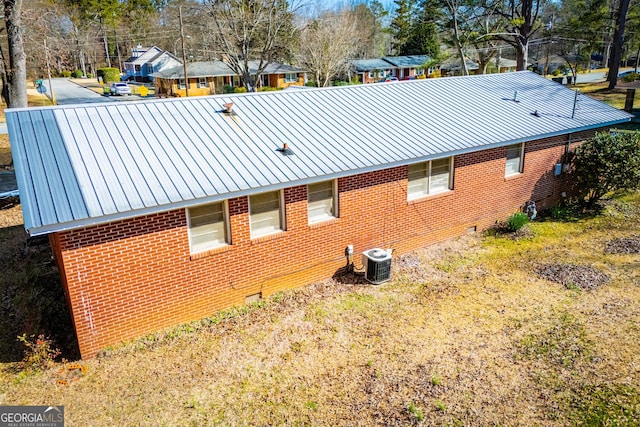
top-left (1, 192), bottom-right (639, 425)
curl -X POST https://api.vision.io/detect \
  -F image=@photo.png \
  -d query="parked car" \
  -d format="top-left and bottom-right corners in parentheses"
top-left (110, 82), bottom-right (131, 96)
top-left (400, 76), bottom-right (417, 81)
top-left (378, 76), bottom-right (399, 83)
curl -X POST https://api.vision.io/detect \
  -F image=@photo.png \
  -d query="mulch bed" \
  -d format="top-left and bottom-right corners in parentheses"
top-left (536, 263), bottom-right (610, 291)
top-left (605, 236), bottom-right (640, 254)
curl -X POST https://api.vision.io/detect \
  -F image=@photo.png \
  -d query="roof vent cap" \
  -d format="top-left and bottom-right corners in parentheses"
top-left (277, 142), bottom-right (294, 156)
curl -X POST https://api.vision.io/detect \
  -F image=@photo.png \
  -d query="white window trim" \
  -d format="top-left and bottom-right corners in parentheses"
top-left (284, 73), bottom-right (298, 83)
top-left (407, 157), bottom-right (454, 201)
top-left (178, 78), bottom-right (186, 89)
top-left (368, 71), bottom-right (374, 78)
top-left (505, 143), bottom-right (525, 176)
top-left (308, 180), bottom-right (338, 224)
top-left (249, 190), bottom-right (286, 239)
top-left (198, 77), bottom-right (208, 88)
top-left (187, 201), bottom-right (230, 254)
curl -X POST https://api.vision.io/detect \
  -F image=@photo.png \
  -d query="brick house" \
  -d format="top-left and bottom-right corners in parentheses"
top-left (7, 72), bottom-right (631, 358)
top-left (349, 55), bottom-right (433, 83)
top-left (152, 60), bottom-right (306, 97)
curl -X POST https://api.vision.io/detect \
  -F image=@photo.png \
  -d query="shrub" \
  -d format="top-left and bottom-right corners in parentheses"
top-left (570, 131), bottom-right (640, 206)
top-left (60, 70), bottom-right (72, 78)
top-left (233, 87), bottom-right (247, 93)
top-left (507, 212), bottom-right (529, 232)
top-left (222, 84), bottom-right (234, 94)
top-left (16, 334), bottom-right (61, 372)
top-left (257, 86), bottom-right (277, 92)
top-left (72, 69), bottom-right (83, 78)
top-left (86, 73), bottom-right (92, 78)
top-left (96, 67), bottom-right (120, 83)
top-left (551, 69), bottom-right (561, 76)
top-left (305, 81), bottom-right (317, 87)
top-left (622, 72), bottom-right (639, 82)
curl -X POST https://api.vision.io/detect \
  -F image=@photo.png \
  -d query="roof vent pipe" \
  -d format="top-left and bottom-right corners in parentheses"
top-left (513, 90), bottom-right (519, 102)
top-left (223, 102), bottom-right (233, 114)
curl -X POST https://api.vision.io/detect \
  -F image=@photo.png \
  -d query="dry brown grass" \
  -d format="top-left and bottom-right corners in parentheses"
top-left (0, 193), bottom-right (639, 426)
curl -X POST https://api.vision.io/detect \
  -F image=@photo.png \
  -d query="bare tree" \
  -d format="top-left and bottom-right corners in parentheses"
top-left (0, 0), bottom-right (26, 108)
top-left (205, 0), bottom-right (299, 92)
top-left (498, 0), bottom-right (544, 70)
top-left (297, 9), bottom-right (360, 87)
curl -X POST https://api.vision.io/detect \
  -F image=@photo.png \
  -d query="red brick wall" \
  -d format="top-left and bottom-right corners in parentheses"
top-left (51, 131), bottom-right (595, 358)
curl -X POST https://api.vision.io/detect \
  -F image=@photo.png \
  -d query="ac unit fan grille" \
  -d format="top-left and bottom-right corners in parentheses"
top-left (365, 256), bottom-right (391, 284)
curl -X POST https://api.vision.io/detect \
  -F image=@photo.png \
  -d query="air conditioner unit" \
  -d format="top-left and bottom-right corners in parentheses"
top-left (362, 248), bottom-right (392, 285)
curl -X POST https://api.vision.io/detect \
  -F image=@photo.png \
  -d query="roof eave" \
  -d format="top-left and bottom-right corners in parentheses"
top-left (25, 117), bottom-right (630, 237)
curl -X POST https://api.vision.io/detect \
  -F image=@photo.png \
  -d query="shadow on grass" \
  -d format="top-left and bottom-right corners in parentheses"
top-left (0, 224), bottom-right (80, 363)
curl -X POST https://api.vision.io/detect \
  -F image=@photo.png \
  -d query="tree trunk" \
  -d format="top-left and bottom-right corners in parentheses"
top-left (607, 0), bottom-right (631, 89)
top-left (3, 0), bottom-right (27, 108)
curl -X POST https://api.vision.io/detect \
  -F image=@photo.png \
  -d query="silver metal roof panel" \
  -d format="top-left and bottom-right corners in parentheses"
top-left (7, 71), bottom-right (632, 235)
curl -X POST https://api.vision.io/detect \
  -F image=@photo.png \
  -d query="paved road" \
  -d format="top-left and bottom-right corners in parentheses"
top-left (575, 71), bottom-right (606, 84)
top-left (48, 78), bottom-right (139, 105)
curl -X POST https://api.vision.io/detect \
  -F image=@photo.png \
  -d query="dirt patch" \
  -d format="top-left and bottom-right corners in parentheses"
top-left (536, 263), bottom-right (610, 290)
top-left (0, 198), bottom-right (22, 228)
top-left (605, 236), bottom-right (640, 254)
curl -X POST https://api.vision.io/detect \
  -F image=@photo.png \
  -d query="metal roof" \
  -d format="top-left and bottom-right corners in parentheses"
top-left (7, 71), bottom-right (632, 236)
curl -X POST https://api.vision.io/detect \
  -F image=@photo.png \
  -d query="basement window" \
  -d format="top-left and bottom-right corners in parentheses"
top-left (308, 180), bottom-right (337, 224)
top-left (407, 157), bottom-right (453, 200)
top-left (505, 143), bottom-right (525, 176)
top-left (188, 202), bottom-right (229, 253)
top-left (250, 190), bottom-right (285, 238)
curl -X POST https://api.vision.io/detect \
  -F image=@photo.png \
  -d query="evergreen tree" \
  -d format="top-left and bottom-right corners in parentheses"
top-left (390, 0), bottom-right (415, 55)
top-left (404, 0), bottom-right (440, 56)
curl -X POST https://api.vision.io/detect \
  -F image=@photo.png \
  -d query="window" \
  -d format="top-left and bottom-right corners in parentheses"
top-left (407, 157), bottom-right (453, 200)
top-left (178, 78), bottom-right (186, 89)
top-left (198, 77), bottom-right (207, 88)
top-left (505, 143), bottom-right (524, 176)
top-left (284, 73), bottom-right (298, 83)
top-left (368, 71), bottom-right (374, 78)
top-left (188, 202), bottom-right (228, 253)
top-left (415, 68), bottom-right (425, 76)
top-left (308, 180), bottom-right (337, 223)
top-left (134, 64), bottom-right (141, 72)
top-left (250, 191), bottom-right (284, 238)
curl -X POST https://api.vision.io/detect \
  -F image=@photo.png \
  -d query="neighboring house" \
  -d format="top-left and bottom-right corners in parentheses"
top-left (7, 72), bottom-right (631, 358)
top-left (152, 61), bottom-right (306, 97)
top-left (349, 55), bottom-right (432, 83)
top-left (383, 55), bottom-right (434, 79)
top-left (123, 46), bottom-right (182, 82)
top-left (491, 57), bottom-right (518, 73)
top-left (439, 57), bottom-right (480, 76)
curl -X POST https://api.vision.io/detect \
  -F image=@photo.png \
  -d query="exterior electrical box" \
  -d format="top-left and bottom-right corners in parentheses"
top-left (362, 248), bottom-right (392, 284)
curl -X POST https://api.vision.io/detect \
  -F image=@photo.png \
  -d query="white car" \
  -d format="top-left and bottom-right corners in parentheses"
top-left (110, 82), bottom-right (131, 96)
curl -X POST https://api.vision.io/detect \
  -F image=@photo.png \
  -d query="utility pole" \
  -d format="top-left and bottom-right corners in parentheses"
top-left (44, 39), bottom-right (56, 105)
top-left (179, 6), bottom-right (189, 97)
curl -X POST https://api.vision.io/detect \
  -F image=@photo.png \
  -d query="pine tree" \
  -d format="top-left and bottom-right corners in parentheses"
top-left (405, 0), bottom-right (440, 57)
top-left (390, 0), bottom-right (415, 55)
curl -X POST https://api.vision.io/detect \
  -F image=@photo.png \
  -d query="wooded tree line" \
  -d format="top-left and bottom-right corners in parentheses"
top-left (1, 0), bottom-right (638, 107)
